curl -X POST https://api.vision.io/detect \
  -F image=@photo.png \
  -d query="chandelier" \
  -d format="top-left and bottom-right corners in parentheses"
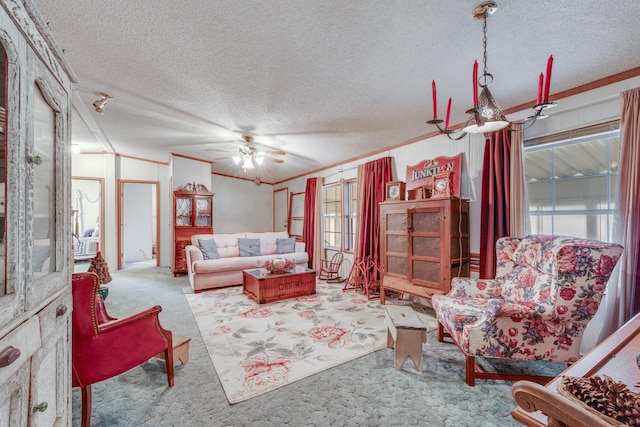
top-left (427, 1), bottom-right (556, 140)
top-left (232, 139), bottom-right (264, 171)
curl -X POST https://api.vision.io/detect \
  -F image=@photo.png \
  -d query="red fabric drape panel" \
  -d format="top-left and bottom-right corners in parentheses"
top-left (356, 157), bottom-right (392, 265)
top-left (302, 177), bottom-right (317, 268)
top-left (480, 129), bottom-right (512, 278)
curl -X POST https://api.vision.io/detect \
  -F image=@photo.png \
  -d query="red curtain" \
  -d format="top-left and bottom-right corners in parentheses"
top-left (480, 129), bottom-right (512, 278)
top-left (356, 157), bottom-right (392, 265)
top-left (302, 177), bottom-right (317, 268)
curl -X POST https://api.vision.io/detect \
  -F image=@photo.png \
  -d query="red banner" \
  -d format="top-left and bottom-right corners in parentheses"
top-left (406, 153), bottom-right (463, 195)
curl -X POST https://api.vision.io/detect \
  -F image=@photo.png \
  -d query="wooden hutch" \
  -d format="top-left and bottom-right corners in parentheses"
top-left (379, 197), bottom-right (470, 304)
top-left (172, 183), bottom-right (214, 276)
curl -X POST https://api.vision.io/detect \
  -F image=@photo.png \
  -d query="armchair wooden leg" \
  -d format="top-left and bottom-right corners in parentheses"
top-left (465, 355), bottom-right (476, 387)
top-left (165, 346), bottom-right (175, 387)
top-left (437, 322), bottom-right (445, 342)
top-left (81, 385), bottom-right (92, 427)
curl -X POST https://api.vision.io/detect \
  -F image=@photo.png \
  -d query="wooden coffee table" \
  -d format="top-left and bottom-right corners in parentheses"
top-left (243, 268), bottom-right (316, 304)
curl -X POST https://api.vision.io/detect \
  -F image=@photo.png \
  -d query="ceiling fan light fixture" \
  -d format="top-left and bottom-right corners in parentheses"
top-left (242, 156), bottom-right (254, 170)
top-left (232, 154), bottom-right (242, 165)
top-left (255, 155), bottom-right (264, 165)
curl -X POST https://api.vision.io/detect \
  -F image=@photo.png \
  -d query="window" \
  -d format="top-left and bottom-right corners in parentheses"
top-left (322, 180), bottom-right (357, 251)
top-left (322, 184), bottom-right (341, 249)
top-left (344, 181), bottom-right (357, 251)
top-left (524, 129), bottom-right (619, 242)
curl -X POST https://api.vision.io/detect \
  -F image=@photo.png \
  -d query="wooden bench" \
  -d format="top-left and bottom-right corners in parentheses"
top-left (156, 334), bottom-right (191, 369)
top-left (385, 304), bottom-right (428, 371)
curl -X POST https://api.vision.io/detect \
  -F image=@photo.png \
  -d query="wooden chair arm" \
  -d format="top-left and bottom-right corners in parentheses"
top-left (512, 380), bottom-right (611, 427)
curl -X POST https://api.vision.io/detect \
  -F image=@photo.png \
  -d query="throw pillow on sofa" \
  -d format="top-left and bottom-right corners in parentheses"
top-left (199, 238), bottom-right (220, 260)
top-left (238, 238), bottom-right (261, 257)
top-left (276, 237), bottom-right (296, 254)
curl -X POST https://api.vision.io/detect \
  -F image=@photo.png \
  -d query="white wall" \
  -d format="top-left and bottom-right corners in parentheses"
top-left (211, 174), bottom-right (274, 233)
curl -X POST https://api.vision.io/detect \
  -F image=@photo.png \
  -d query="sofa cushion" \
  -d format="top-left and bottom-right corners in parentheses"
top-left (192, 256), bottom-right (259, 274)
top-left (239, 238), bottom-right (261, 257)
top-left (192, 233), bottom-right (244, 258)
top-left (246, 231), bottom-right (289, 255)
top-left (276, 237), bottom-right (296, 254)
top-left (198, 238), bottom-right (220, 260)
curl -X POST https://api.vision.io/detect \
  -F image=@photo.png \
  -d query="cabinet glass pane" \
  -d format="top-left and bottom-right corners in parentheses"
top-left (33, 85), bottom-right (55, 276)
top-left (195, 197), bottom-right (211, 226)
top-left (175, 197), bottom-right (192, 226)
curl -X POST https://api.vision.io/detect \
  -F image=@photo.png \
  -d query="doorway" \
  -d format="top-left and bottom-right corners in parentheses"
top-left (117, 180), bottom-right (160, 270)
top-left (72, 177), bottom-right (104, 272)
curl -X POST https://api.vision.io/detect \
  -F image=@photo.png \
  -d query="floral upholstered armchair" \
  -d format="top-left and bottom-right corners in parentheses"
top-left (432, 235), bottom-right (623, 386)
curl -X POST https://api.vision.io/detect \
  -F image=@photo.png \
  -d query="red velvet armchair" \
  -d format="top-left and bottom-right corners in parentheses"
top-left (72, 272), bottom-right (174, 427)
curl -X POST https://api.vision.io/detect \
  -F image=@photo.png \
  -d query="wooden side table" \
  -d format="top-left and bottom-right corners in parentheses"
top-left (156, 334), bottom-right (191, 369)
top-left (385, 304), bottom-right (428, 371)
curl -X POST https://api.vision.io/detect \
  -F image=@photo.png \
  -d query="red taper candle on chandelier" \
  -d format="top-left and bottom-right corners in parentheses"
top-left (543, 55), bottom-right (553, 101)
top-left (432, 80), bottom-right (437, 118)
top-left (445, 97), bottom-right (452, 129)
top-left (537, 73), bottom-right (543, 105)
top-left (473, 60), bottom-right (479, 105)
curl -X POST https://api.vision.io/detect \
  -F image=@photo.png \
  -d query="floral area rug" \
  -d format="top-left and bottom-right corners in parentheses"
top-left (184, 282), bottom-right (389, 404)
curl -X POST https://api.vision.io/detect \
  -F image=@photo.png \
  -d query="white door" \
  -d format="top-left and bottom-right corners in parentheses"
top-left (273, 188), bottom-right (288, 231)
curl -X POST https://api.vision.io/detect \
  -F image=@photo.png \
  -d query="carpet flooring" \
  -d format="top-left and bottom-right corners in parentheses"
top-left (72, 266), bottom-right (566, 427)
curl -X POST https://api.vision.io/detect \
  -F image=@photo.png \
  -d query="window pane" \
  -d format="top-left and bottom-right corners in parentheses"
top-left (525, 130), bottom-right (618, 242)
top-left (555, 176), bottom-right (608, 211)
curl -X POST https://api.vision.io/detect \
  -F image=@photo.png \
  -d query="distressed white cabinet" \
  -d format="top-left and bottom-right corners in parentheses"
top-left (0, 1), bottom-right (76, 425)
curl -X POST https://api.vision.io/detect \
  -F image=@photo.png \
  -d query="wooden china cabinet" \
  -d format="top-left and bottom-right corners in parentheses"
top-left (0, 1), bottom-right (76, 425)
top-left (172, 183), bottom-right (214, 276)
top-left (379, 197), bottom-right (470, 304)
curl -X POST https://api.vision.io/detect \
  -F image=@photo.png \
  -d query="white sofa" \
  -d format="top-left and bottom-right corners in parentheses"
top-left (185, 231), bottom-right (309, 292)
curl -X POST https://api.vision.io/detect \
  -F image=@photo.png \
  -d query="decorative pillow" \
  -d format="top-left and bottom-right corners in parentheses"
top-left (238, 238), bottom-right (261, 257)
top-left (82, 228), bottom-right (95, 238)
top-left (198, 238), bottom-right (220, 260)
top-left (276, 237), bottom-right (296, 254)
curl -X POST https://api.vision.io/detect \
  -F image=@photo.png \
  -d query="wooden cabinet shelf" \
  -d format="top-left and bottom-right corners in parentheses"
top-left (172, 186), bottom-right (213, 276)
top-left (380, 197), bottom-right (470, 304)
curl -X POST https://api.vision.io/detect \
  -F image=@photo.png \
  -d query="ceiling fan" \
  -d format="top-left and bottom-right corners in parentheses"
top-left (210, 135), bottom-right (286, 171)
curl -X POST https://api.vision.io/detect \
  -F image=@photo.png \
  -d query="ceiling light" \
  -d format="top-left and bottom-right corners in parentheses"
top-left (234, 136), bottom-right (267, 171)
top-left (71, 144), bottom-right (81, 154)
top-left (427, 1), bottom-right (557, 140)
top-left (92, 93), bottom-right (111, 113)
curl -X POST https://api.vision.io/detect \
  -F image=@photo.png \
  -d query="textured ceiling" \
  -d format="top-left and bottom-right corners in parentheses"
top-left (33, 0), bottom-right (640, 183)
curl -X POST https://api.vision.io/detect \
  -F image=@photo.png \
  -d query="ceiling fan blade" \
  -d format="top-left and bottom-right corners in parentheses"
top-left (259, 149), bottom-right (286, 156)
top-left (264, 157), bottom-right (284, 164)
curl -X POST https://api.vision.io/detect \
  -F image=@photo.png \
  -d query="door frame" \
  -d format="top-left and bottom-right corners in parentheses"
top-left (117, 179), bottom-right (160, 270)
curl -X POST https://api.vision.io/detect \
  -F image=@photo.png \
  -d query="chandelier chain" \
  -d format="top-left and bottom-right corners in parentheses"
top-left (482, 15), bottom-right (488, 76)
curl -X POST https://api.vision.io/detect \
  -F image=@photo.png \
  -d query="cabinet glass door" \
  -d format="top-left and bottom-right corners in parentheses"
top-left (175, 196), bottom-right (192, 226)
top-left (195, 196), bottom-right (211, 226)
top-left (32, 82), bottom-right (56, 278)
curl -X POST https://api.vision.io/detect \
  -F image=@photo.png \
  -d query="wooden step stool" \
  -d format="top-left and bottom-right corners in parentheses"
top-left (385, 304), bottom-right (427, 371)
top-left (156, 334), bottom-right (191, 369)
